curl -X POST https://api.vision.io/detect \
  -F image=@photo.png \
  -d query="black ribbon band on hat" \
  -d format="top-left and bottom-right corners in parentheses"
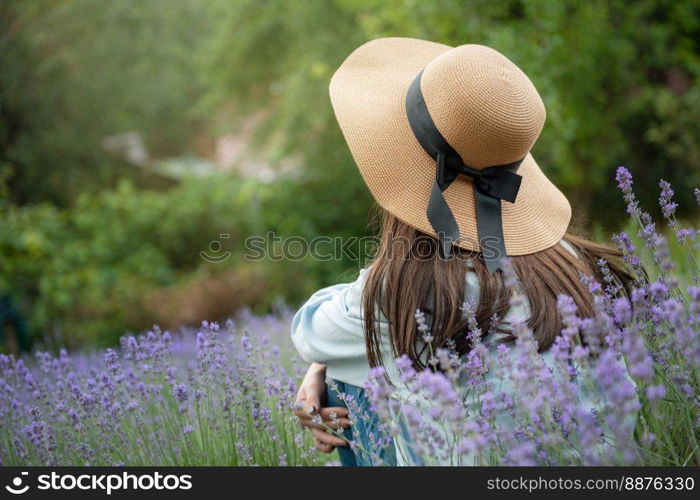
top-left (405, 71), bottom-right (524, 273)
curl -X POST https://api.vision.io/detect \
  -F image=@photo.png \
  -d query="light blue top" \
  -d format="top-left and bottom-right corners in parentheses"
top-left (291, 267), bottom-right (378, 386)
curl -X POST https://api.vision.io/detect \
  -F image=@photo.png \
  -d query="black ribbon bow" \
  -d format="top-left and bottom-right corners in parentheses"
top-left (406, 71), bottom-right (524, 273)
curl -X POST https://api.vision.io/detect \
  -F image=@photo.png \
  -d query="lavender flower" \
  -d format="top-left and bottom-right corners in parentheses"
top-left (616, 166), bottom-right (639, 217)
top-left (658, 179), bottom-right (678, 222)
top-left (415, 309), bottom-right (433, 344)
top-left (612, 232), bottom-right (642, 275)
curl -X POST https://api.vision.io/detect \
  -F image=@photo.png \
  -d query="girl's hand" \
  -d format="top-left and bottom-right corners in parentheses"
top-left (293, 363), bottom-right (351, 453)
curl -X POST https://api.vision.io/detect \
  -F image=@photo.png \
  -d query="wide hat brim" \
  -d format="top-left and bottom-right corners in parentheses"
top-left (329, 37), bottom-right (571, 256)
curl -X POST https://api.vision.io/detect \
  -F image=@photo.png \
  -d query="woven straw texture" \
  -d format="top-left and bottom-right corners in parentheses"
top-left (329, 37), bottom-right (571, 255)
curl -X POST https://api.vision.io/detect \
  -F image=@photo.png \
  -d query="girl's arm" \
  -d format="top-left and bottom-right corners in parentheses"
top-left (291, 271), bottom-right (369, 365)
top-left (291, 270), bottom-right (375, 452)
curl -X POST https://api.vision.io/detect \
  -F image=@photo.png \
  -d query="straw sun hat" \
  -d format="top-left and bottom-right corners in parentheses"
top-left (329, 37), bottom-right (571, 272)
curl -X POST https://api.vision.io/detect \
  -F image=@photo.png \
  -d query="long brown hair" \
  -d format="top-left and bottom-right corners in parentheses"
top-left (362, 210), bottom-right (634, 370)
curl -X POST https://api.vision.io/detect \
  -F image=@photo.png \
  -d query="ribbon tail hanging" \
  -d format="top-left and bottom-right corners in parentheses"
top-left (426, 154), bottom-right (460, 257)
top-left (474, 190), bottom-right (507, 273)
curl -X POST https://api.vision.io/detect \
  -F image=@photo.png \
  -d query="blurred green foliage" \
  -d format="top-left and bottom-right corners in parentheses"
top-left (202, 0), bottom-right (700, 220)
top-left (1, 0), bottom-right (211, 205)
top-left (0, 169), bottom-right (370, 347)
top-left (1, 176), bottom-right (242, 346)
top-left (1, 0), bottom-right (699, 347)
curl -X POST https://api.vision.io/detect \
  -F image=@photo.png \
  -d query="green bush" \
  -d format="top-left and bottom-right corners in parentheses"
top-left (0, 172), bottom-right (367, 349)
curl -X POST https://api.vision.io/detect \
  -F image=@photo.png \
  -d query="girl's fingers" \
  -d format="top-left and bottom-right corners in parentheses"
top-left (296, 416), bottom-right (352, 430)
top-left (313, 436), bottom-right (335, 453)
top-left (298, 390), bottom-right (321, 417)
top-left (293, 405), bottom-right (350, 423)
top-left (331, 417), bottom-right (352, 429)
top-left (319, 407), bottom-right (349, 419)
top-left (312, 428), bottom-right (347, 448)
top-left (292, 405), bottom-right (312, 419)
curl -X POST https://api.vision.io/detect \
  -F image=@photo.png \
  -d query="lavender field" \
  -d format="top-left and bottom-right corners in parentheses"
top-left (0, 311), bottom-right (324, 466)
top-left (1, 169), bottom-right (699, 466)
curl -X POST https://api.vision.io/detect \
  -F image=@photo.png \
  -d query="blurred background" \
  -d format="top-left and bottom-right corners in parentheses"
top-left (1, 0), bottom-right (699, 351)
